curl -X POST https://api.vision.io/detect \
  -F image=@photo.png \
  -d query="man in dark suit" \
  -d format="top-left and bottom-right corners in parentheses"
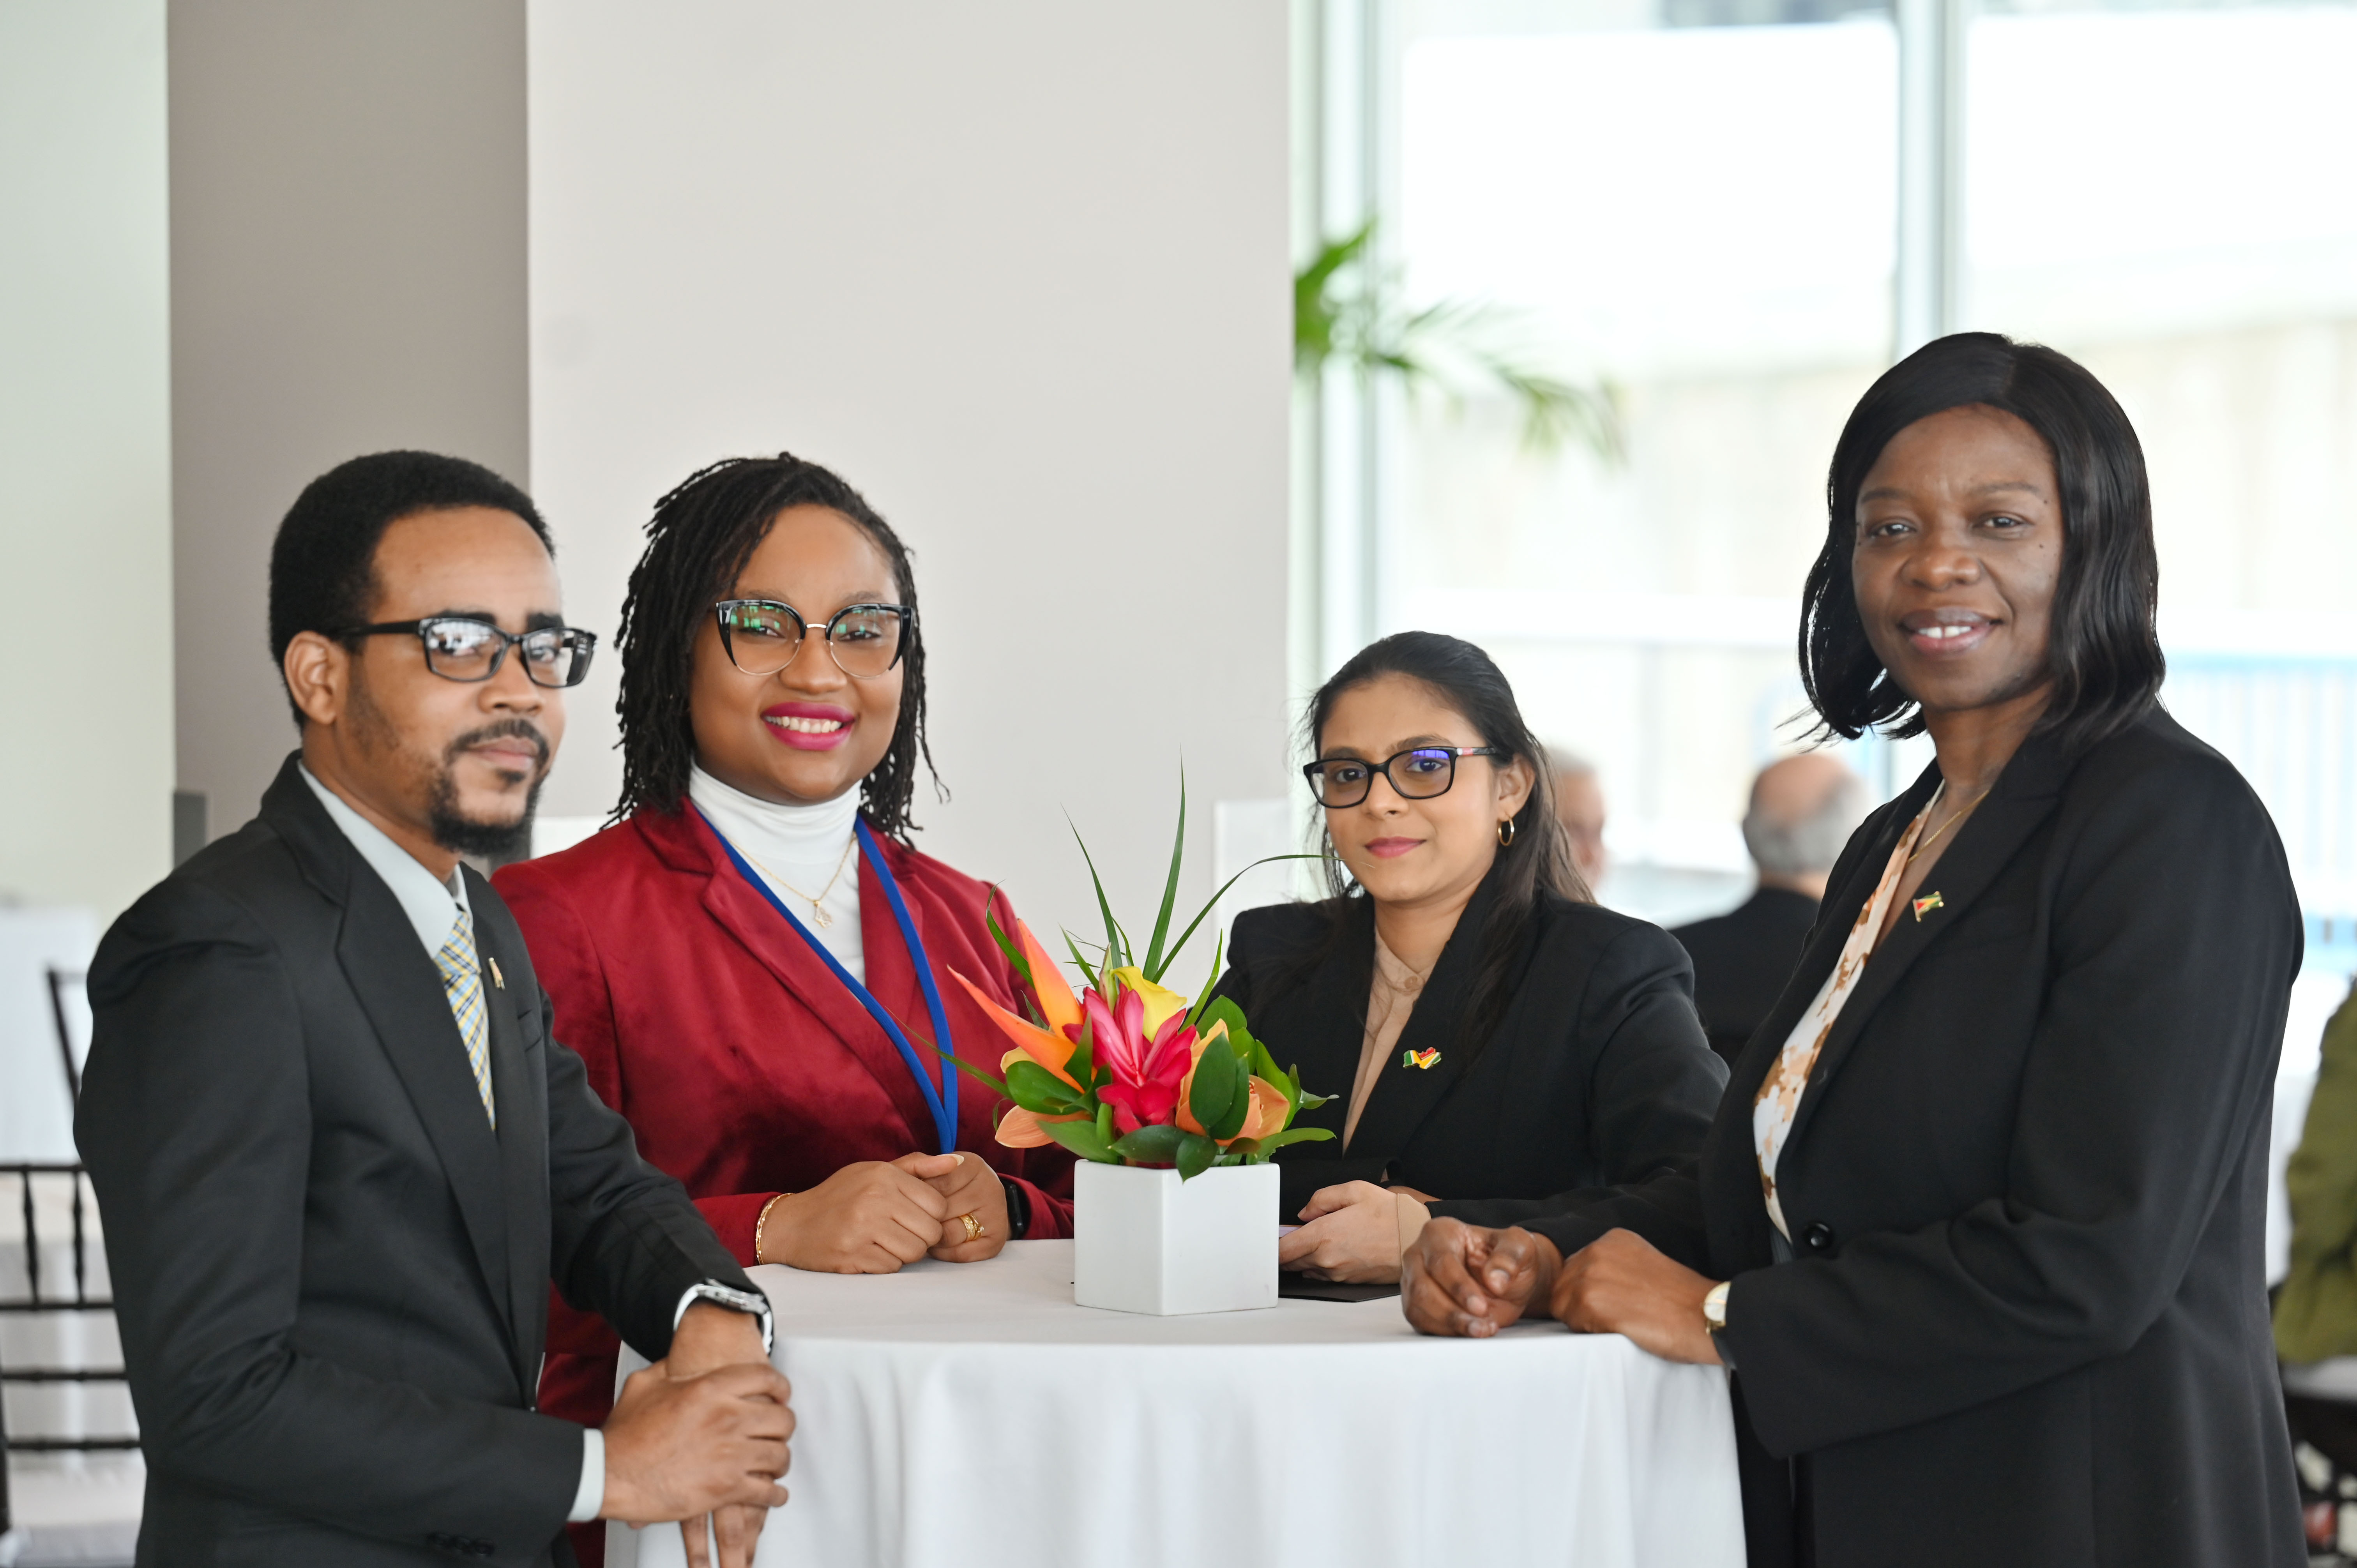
top-left (1672, 754), bottom-right (1869, 1064)
top-left (78, 452), bottom-right (793, 1567)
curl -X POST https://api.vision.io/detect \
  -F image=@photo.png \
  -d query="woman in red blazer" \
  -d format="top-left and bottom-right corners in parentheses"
top-left (495, 454), bottom-right (1071, 1561)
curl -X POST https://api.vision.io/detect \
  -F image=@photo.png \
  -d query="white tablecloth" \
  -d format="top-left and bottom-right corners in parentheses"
top-left (612, 1240), bottom-right (1743, 1568)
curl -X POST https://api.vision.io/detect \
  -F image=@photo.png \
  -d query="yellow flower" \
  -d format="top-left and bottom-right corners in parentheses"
top-left (1107, 966), bottom-right (1191, 1035)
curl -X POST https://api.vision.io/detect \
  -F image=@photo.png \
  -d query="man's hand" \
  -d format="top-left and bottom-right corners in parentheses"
top-left (599, 1356), bottom-right (792, 1568)
top-left (758, 1157), bottom-right (954, 1272)
top-left (1548, 1228), bottom-right (1722, 1365)
top-left (1401, 1218), bottom-right (1561, 1337)
top-left (1280, 1181), bottom-right (1425, 1283)
top-left (656, 1305), bottom-right (779, 1568)
top-left (917, 1152), bottom-right (1011, 1262)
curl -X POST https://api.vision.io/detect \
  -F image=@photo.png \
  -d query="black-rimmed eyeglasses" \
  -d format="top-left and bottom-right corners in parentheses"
top-left (342, 617), bottom-right (599, 688)
top-left (1302, 746), bottom-right (1511, 808)
top-left (714, 599), bottom-right (913, 680)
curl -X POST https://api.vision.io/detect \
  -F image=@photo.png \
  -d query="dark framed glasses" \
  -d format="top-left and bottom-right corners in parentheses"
top-left (1302, 745), bottom-right (1511, 808)
top-left (342, 617), bottom-right (598, 688)
top-left (713, 599), bottom-right (912, 680)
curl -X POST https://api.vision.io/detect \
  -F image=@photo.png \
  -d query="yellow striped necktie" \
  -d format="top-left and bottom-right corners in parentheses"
top-left (435, 913), bottom-right (497, 1128)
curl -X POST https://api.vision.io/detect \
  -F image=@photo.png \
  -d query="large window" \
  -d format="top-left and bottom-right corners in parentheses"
top-left (1311, 0), bottom-right (2357, 943)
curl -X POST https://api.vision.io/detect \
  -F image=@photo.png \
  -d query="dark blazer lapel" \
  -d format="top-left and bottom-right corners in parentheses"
top-left (261, 764), bottom-right (514, 1332)
top-left (472, 886), bottom-right (547, 1392)
top-left (1345, 878), bottom-right (1506, 1163)
top-left (1251, 907), bottom-right (1375, 1147)
top-left (686, 810), bottom-right (931, 1148)
top-left (1781, 736), bottom-right (2073, 1155)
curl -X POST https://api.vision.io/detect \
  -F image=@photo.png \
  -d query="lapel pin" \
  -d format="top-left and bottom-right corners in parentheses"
top-left (1402, 1047), bottom-right (1441, 1071)
top-left (1912, 892), bottom-right (1944, 923)
top-left (487, 955), bottom-right (505, 990)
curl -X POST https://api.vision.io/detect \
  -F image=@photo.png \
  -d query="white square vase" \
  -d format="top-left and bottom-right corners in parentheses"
top-left (1072, 1158), bottom-right (1279, 1315)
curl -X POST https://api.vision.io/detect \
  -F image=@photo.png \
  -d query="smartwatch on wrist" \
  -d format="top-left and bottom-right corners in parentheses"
top-left (1000, 1176), bottom-right (1032, 1240)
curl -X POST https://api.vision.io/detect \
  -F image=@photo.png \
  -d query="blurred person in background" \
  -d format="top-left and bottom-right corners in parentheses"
top-left (1403, 334), bottom-right (2304, 1568)
top-left (2275, 980), bottom-right (2357, 1554)
top-left (1551, 750), bottom-right (1610, 890)
top-left (1674, 754), bottom-right (1873, 1064)
top-left (1209, 632), bottom-right (1726, 1284)
top-left (494, 453), bottom-right (1072, 1567)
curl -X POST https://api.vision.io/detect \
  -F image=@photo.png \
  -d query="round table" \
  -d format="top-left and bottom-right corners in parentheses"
top-left (611, 1239), bottom-right (1744, 1568)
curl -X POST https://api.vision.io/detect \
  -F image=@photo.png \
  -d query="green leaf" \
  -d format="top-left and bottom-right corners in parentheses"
top-left (1295, 1086), bottom-right (1332, 1111)
top-left (1066, 816), bottom-right (1129, 973)
top-left (1155, 854), bottom-right (1321, 984)
top-left (1005, 1059), bottom-right (1086, 1115)
top-left (981, 888), bottom-right (1034, 992)
top-left (1244, 1127), bottom-right (1336, 1153)
top-left (1175, 1131), bottom-right (1218, 1181)
top-left (1095, 1099), bottom-right (1115, 1146)
top-left (938, 1051), bottom-right (1011, 1100)
top-left (1187, 1034), bottom-right (1238, 1133)
top-left (1111, 1123), bottom-right (1187, 1166)
top-left (1186, 928), bottom-right (1227, 1030)
top-left (1206, 1055), bottom-right (1250, 1143)
top-left (1039, 1116), bottom-right (1120, 1164)
top-left (1141, 770), bottom-right (1187, 983)
top-left (1065, 1013), bottom-right (1098, 1090)
top-left (1062, 931), bottom-right (1107, 1002)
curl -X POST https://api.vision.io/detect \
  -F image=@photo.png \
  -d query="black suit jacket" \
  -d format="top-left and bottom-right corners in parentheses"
top-left (1212, 871), bottom-right (1727, 1223)
top-left (1671, 886), bottom-right (1820, 1065)
top-left (1530, 709), bottom-right (2306, 1568)
top-left (77, 756), bottom-right (758, 1567)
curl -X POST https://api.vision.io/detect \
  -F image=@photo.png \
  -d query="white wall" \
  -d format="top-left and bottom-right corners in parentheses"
top-left (170, 0), bottom-right (530, 844)
top-left (527, 2), bottom-right (1294, 952)
top-left (0, 0), bottom-right (173, 923)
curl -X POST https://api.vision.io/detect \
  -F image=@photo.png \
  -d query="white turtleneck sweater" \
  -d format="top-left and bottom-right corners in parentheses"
top-left (688, 763), bottom-right (866, 982)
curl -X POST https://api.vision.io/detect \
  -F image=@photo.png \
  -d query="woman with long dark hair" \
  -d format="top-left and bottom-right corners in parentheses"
top-left (1210, 630), bottom-right (1727, 1283)
top-left (1403, 334), bottom-right (2306, 1567)
top-left (493, 454), bottom-right (1071, 1566)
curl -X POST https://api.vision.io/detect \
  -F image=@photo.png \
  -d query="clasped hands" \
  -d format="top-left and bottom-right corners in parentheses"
top-left (759, 1150), bottom-right (1009, 1272)
top-left (1401, 1219), bottom-right (1724, 1365)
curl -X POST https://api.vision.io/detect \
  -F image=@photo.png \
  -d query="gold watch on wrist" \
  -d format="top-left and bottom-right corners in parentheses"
top-left (1702, 1280), bottom-right (1731, 1332)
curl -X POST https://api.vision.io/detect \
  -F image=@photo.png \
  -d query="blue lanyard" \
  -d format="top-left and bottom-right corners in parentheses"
top-left (700, 809), bottom-right (959, 1155)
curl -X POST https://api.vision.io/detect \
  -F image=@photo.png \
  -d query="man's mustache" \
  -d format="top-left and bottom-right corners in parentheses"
top-left (445, 720), bottom-right (551, 772)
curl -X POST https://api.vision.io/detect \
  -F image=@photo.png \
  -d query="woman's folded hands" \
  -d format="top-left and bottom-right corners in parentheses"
top-left (1404, 1220), bottom-right (1723, 1365)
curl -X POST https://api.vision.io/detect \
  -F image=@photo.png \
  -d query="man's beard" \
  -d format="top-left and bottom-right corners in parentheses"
top-left (428, 719), bottom-right (550, 860)
top-left (346, 676), bottom-right (549, 860)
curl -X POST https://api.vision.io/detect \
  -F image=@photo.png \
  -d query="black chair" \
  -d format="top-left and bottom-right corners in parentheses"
top-left (0, 968), bottom-right (137, 1548)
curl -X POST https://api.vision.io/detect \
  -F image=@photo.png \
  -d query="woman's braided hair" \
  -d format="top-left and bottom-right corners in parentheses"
top-left (611, 453), bottom-right (938, 840)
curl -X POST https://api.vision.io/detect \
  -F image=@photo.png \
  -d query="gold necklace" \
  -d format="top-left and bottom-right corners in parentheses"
top-left (1906, 781), bottom-right (1994, 867)
top-left (746, 836), bottom-right (857, 929)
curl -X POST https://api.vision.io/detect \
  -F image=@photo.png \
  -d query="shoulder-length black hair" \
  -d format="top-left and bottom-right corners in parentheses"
top-left (1299, 631), bottom-right (1589, 1063)
top-left (611, 453), bottom-right (938, 840)
top-left (1801, 331), bottom-right (2163, 755)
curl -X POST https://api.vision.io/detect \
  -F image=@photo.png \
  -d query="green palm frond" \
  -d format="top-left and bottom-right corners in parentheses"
top-left (1294, 220), bottom-right (1624, 461)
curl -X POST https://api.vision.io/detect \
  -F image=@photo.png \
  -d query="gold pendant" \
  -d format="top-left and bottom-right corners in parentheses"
top-left (810, 903), bottom-right (834, 929)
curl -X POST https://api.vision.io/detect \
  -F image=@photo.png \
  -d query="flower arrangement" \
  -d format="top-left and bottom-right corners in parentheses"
top-left (947, 786), bottom-right (1331, 1182)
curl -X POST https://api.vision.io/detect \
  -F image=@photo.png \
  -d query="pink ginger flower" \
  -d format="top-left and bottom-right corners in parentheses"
top-left (1075, 984), bottom-right (1196, 1138)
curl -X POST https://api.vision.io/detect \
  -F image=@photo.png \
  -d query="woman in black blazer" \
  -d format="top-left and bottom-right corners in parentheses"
top-left (1215, 631), bottom-right (1728, 1283)
top-left (1403, 333), bottom-right (2306, 1566)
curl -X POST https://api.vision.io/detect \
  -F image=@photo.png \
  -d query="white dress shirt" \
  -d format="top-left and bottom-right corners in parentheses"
top-left (299, 766), bottom-right (774, 1525)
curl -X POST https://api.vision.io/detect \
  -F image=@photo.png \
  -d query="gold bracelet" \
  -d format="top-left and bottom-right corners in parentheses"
top-left (754, 1192), bottom-right (793, 1265)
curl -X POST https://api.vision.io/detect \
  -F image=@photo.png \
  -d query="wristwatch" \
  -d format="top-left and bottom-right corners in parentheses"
top-left (1701, 1280), bottom-right (1733, 1368)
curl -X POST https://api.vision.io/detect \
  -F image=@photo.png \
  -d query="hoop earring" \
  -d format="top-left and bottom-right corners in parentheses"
top-left (1497, 818), bottom-right (1516, 848)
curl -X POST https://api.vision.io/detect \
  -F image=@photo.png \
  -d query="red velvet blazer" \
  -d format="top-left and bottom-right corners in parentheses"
top-left (493, 805), bottom-right (1073, 1435)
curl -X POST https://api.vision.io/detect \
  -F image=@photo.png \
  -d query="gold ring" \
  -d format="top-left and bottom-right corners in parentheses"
top-left (958, 1211), bottom-right (984, 1243)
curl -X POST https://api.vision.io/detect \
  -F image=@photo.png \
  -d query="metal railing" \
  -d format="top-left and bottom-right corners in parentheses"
top-left (2, 967), bottom-right (136, 1544)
